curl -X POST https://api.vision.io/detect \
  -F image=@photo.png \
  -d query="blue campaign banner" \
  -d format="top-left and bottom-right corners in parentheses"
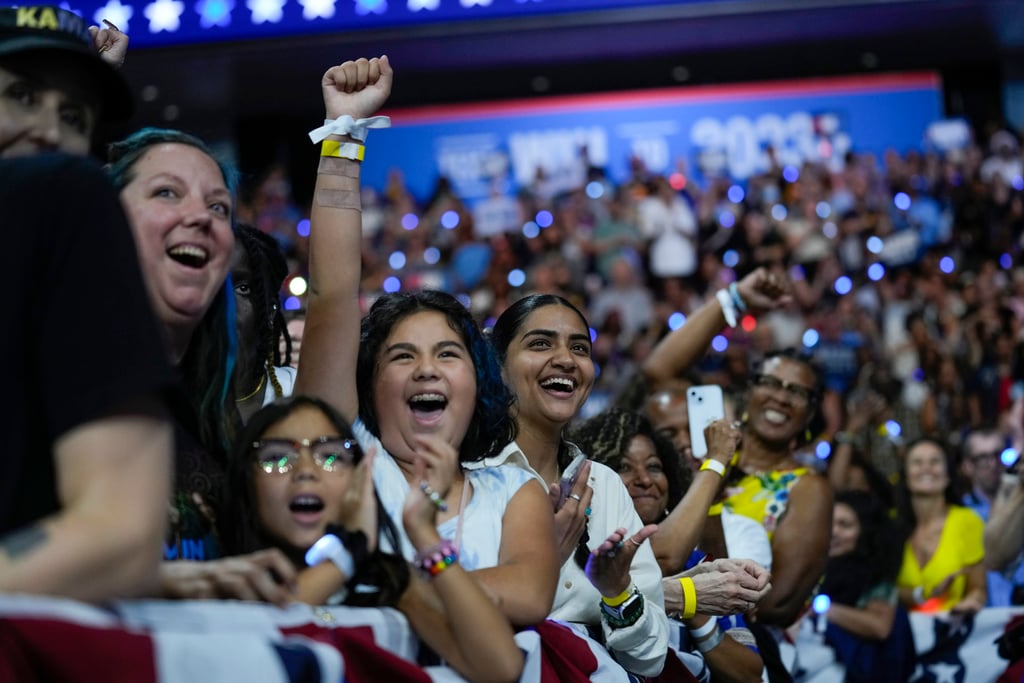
top-left (52, 0), bottom-right (720, 47)
top-left (364, 72), bottom-right (945, 205)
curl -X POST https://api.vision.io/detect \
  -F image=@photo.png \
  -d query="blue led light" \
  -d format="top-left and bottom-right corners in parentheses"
top-left (884, 420), bottom-right (902, 437)
top-left (1014, 176), bottom-right (1024, 191)
top-left (939, 256), bottom-right (955, 274)
top-left (711, 335), bottom-right (728, 352)
top-left (586, 181), bottom-right (604, 199)
top-left (723, 250), bottom-right (739, 268)
top-left (536, 210), bottom-right (553, 228)
top-left (668, 312), bottom-right (687, 330)
top-left (354, 0), bottom-right (385, 16)
top-left (867, 263), bottom-right (885, 281)
top-left (727, 185), bottom-right (745, 204)
top-left (894, 192), bottom-right (911, 210)
top-left (401, 213), bottom-right (419, 230)
top-left (389, 251), bottom-right (406, 270)
top-left (789, 264), bottom-right (806, 281)
top-left (383, 276), bottom-right (401, 293)
top-left (522, 221), bottom-right (540, 238)
top-left (816, 201), bottom-right (831, 219)
top-left (719, 211), bottom-right (735, 228)
top-left (782, 166), bottom-right (799, 183)
top-left (296, 218), bottom-right (310, 237)
top-left (196, 0), bottom-right (233, 27)
top-left (589, 327), bottom-right (598, 343)
top-left (866, 236), bottom-right (884, 254)
top-left (423, 247), bottom-right (440, 265)
top-left (507, 269), bottom-right (526, 287)
top-left (802, 328), bottom-right (819, 348)
top-left (1001, 253), bottom-right (1014, 269)
top-left (284, 295), bottom-right (301, 311)
top-left (441, 210), bottom-right (459, 230)
top-left (834, 275), bottom-right (852, 295)
top-left (812, 594), bottom-right (831, 614)
top-left (771, 204), bottom-right (788, 221)
top-left (1002, 448), bottom-right (1020, 467)
top-left (456, 293), bottom-right (471, 308)
top-left (816, 441), bottom-right (831, 459)
top-left (822, 221), bottom-right (837, 239)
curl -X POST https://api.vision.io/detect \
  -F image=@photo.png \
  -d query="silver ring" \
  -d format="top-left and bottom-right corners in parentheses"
top-left (568, 493), bottom-right (582, 502)
top-left (629, 537), bottom-right (642, 547)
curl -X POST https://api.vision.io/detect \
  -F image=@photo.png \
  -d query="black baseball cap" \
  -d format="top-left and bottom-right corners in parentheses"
top-left (0, 5), bottom-right (133, 120)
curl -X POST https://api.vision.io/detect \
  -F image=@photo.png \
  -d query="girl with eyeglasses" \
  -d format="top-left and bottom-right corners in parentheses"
top-left (221, 395), bottom-right (524, 683)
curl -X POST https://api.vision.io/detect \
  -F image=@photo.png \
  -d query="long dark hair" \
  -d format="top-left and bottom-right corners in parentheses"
top-left (821, 490), bottom-right (904, 607)
top-left (107, 127), bottom-right (240, 453)
top-left (234, 224), bottom-right (291, 395)
top-left (220, 395), bottom-right (408, 606)
top-left (490, 293), bottom-right (591, 469)
top-left (357, 290), bottom-right (516, 462)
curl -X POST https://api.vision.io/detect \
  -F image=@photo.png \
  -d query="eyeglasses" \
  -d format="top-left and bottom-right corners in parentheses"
top-left (251, 436), bottom-right (361, 475)
top-left (967, 450), bottom-right (1001, 465)
top-left (752, 374), bottom-right (816, 404)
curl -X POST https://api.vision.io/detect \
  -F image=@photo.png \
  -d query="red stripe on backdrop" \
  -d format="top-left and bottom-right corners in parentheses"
top-left (532, 620), bottom-right (600, 683)
top-left (280, 623), bottom-right (430, 683)
top-left (0, 617), bottom-right (157, 682)
top-left (387, 72), bottom-right (941, 126)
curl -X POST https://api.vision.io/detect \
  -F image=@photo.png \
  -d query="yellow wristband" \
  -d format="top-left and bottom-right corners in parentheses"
top-left (601, 585), bottom-right (635, 607)
top-left (321, 140), bottom-right (365, 161)
top-left (700, 459), bottom-right (726, 476)
top-left (680, 577), bottom-right (697, 619)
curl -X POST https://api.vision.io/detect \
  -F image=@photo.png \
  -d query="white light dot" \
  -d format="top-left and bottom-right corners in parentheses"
top-left (884, 420), bottom-right (902, 437)
top-left (816, 201), bottom-right (831, 219)
top-left (389, 251), bottom-right (406, 270)
top-left (507, 269), bottom-right (526, 287)
top-left (802, 328), bottom-right (819, 348)
top-left (288, 276), bottom-right (307, 296)
top-left (866, 236), bottom-right (883, 254)
top-left (822, 221), bottom-right (837, 239)
top-left (668, 312), bottom-right (687, 330)
top-left (441, 210), bottom-right (460, 230)
top-left (1001, 448), bottom-right (1019, 467)
top-left (812, 594), bottom-right (831, 614)
top-left (771, 204), bottom-right (788, 221)
top-left (585, 182), bottom-right (604, 199)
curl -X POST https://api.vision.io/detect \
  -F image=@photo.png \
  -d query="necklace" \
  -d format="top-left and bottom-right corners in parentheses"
top-left (235, 372), bottom-right (266, 402)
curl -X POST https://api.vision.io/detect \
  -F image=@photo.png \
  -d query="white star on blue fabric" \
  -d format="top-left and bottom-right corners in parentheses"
top-left (459, 0), bottom-right (491, 6)
top-left (93, 0), bottom-right (133, 32)
top-left (196, 0), bottom-right (234, 26)
top-left (407, 0), bottom-right (437, 9)
top-left (247, 0), bottom-right (285, 23)
top-left (299, 0), bottom-right (335, 19)
top-left (145, 0), bottom-right (185, 32)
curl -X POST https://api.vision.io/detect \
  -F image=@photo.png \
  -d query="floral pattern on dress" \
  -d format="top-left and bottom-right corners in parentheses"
top-left (721, 469), bottom-right (807, 538)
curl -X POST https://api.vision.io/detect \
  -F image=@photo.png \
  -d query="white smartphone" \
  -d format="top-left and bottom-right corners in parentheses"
top-left (557, 452), bottom-right (587, 510)
top-left (688, 384), bottom-right (725, 460)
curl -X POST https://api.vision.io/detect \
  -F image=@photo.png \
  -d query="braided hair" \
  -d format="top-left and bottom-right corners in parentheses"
top-left (569, 408), bottom-right (690, 514)
top-left (234, 224), bottom-right (292, 398)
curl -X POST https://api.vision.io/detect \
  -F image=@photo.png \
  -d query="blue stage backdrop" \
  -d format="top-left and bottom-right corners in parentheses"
top-left (362, 72), bottom-right (944, 206)
top-left (47, 0), bottom-right (722, 47)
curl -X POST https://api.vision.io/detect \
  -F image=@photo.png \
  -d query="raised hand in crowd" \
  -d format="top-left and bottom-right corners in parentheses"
top-left (88, 19), bottom-right (127, 67)
top-left (548, 460), bottom-right (594, 565)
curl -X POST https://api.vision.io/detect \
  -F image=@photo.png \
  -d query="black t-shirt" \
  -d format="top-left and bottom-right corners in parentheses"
top-left (0, 154), bottom-right (177, 534)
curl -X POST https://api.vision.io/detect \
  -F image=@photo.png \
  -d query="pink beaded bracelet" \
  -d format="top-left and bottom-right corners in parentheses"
top-left (414, 539), bottom-right (458, 577)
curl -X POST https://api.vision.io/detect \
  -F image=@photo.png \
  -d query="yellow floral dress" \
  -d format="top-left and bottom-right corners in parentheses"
top-left (710, 468), bottom-right (810, 540)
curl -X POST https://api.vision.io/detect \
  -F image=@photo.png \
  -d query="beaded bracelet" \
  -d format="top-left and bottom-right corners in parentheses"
top-left (414, 539), bottom-right (458, 577)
